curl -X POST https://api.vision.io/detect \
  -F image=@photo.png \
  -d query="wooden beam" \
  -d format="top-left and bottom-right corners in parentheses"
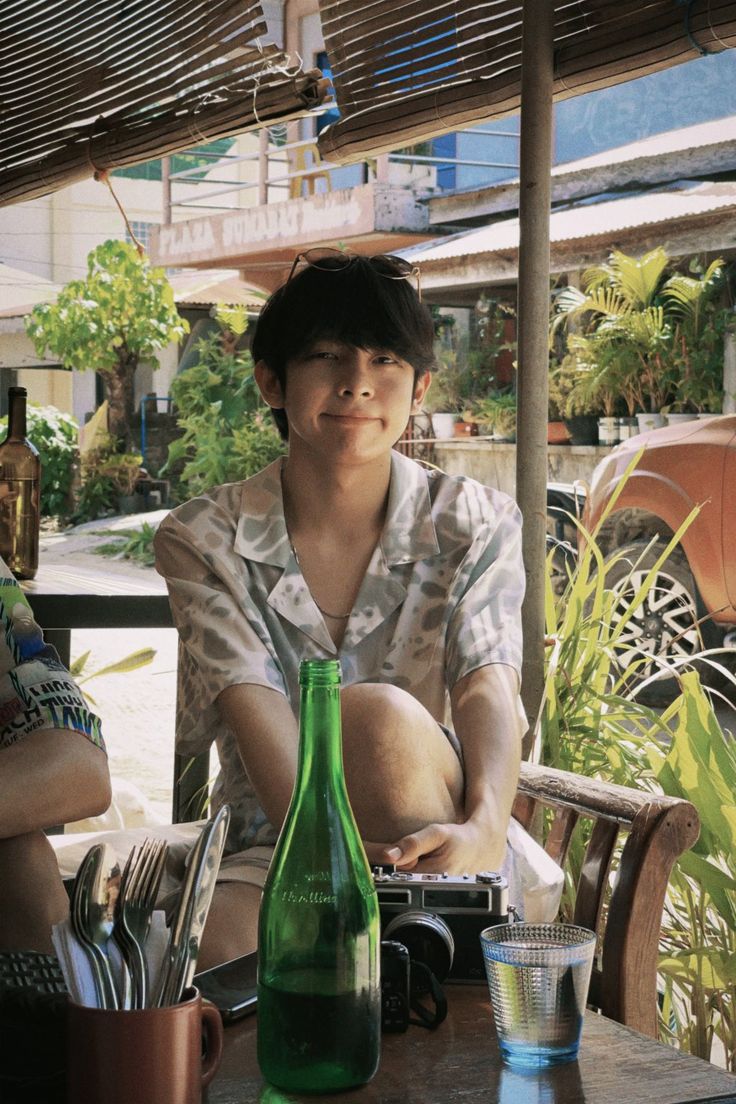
top-left (516, 0), bottom-right (555, 757)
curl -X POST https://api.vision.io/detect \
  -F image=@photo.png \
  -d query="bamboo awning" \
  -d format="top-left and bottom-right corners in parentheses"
top-left (0, 0), bottom-right (330, 207)
top-left (317, 0), bottom-right (736, 164)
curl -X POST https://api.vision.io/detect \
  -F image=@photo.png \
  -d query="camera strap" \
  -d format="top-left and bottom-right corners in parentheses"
top-left (408, 961), bottom-right (448, 1030)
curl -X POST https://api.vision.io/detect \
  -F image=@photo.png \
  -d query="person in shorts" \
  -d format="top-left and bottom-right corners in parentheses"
top-left (0, 560), bottom-right (109, 952)
top-left (155, 250), bottom-right (525, 968)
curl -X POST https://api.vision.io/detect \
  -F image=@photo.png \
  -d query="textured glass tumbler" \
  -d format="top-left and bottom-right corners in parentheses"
top-left (480, 923), bottom-right (596, 1069)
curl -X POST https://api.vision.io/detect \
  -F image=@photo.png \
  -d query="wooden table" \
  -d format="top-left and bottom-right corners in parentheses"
top-left (21, 561), bottom-right (172, 665)
top-left (208, 986), bottom-right (736, 1104)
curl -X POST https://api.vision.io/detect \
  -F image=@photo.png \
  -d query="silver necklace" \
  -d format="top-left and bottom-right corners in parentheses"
top-left (289, 539), bottom-right (352, 621)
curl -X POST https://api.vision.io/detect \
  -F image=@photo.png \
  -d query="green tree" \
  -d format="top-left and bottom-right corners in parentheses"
top-left (165, 307), bottom-right (284, 496)
top-left (25, 241), bottom-right (188, 451)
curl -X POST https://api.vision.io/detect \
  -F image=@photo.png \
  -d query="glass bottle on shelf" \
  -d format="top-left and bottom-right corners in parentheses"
top-left (257, 658), bottom-right (381, 1093)
top-left (0, 387), bottom-right (41, 579)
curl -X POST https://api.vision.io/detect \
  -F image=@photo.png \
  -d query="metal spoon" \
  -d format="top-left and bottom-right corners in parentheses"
top-left (71, 843), bottom-right (121, 1008)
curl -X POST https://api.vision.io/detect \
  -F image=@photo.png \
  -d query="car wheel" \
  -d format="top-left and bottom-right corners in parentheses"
top-left (602, 541), bottom-right (724, 704)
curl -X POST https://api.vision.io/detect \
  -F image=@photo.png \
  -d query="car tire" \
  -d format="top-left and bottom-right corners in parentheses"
top-left (602, 541), bottom-right (725, 705)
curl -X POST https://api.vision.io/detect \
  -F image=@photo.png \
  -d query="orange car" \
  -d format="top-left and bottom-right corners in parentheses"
top-left (582, 414), bottom-right (736, 700)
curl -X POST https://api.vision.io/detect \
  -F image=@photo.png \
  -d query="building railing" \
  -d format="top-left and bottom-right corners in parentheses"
top-left (163, 105), bottom-right (519, 218)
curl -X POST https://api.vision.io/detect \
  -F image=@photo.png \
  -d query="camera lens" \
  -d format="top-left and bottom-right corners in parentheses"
top-left (383, 909), bottom-right (454, 982)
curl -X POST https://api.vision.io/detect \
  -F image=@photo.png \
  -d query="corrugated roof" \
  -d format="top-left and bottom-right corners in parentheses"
top-left (168, 270), bottom-right (266, 310)
top-left (551, 115), bottom-right (736, 177)
top-left (401, 182), bottom-right (736, 265)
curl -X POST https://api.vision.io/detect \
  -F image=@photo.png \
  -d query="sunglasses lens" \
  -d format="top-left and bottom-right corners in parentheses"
top-left (370, 254), bottom-right (413, 278)
top-left (301, 248), bottom-right (353, 271)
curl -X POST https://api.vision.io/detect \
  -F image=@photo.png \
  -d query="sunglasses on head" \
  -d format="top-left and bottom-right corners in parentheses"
top-left (287, 247), bottom-right (422, 300)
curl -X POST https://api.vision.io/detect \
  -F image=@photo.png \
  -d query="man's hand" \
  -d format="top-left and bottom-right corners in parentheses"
top-left (365, 816), bottom-right (506, 874)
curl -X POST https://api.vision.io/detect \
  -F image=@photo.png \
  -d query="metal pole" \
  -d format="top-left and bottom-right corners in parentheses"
top-left (516, 0), bottom-right (555, 757)
top-left (258, 129), bottom-right (269, 205)
top-left (162, 156), bottom-right (172, 225)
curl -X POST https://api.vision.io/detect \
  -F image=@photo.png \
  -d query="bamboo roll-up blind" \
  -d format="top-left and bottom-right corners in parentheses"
top-left (317, 0), bottom-right (736, 163)
top-left (0, 0), bottom-right (329, 206)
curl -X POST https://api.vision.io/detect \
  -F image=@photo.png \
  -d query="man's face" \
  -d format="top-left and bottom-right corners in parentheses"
top-left (256, 340), bottom-right (430, 465)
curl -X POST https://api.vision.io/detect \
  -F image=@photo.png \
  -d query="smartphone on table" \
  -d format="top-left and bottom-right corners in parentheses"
top-left (194, 950), bottom-right (258, 1023)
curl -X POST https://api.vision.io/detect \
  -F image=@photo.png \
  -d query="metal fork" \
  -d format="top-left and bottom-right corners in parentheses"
top-left (113, 839), bottom-right (168, 1009)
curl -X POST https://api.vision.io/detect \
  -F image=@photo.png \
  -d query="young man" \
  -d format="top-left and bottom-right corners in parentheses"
top-left (155, 250), bottom-right (525, 968)
top-left (0, 561), bottom-right (110, 952)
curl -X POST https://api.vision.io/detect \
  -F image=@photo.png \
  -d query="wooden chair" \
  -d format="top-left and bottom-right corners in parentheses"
top-left (513, 761), bottom-right (700, 1039)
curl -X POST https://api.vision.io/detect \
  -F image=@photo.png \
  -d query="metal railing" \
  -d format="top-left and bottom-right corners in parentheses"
top-left (163, 105), bottom-right (519, 217)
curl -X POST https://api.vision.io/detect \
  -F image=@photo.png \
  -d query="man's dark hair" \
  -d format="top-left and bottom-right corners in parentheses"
top-left (252, 255), bottom-right (435, 440)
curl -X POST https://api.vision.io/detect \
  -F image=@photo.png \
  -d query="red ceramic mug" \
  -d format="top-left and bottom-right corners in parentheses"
top-left (66, 986), bottom-right (223, 1104)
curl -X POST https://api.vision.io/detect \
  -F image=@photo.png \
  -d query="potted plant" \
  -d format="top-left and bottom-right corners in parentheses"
top-left (548, 355), bottom-right (600, 444)
top-left (424, 349), bottom-right (464, 437)
top-left (470, 391), bottom-right (517, 442)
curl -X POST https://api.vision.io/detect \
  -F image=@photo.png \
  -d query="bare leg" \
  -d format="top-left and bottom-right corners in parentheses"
top-left (0, 831), bottom-right (70, 952)
top-left (198, 684), bottom-right (464, 968)
top-left (341, 683), bottom-right (464, 841)
top-left (197, 881), bottom-right (262, 971)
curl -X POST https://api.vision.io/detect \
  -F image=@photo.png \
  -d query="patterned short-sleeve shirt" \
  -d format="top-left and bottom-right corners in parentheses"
top-left (0, 558), bottom-right (104, 751)
top-left (154, 450), bottom-right (524, 852)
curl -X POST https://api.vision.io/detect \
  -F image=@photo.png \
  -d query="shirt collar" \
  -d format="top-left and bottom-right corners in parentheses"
top-left (233, 458), bottom-right (291, 568)
top-left (381, 451), bottom-right (440, 565)
top-left (232, 451), bottom-right (440, 568)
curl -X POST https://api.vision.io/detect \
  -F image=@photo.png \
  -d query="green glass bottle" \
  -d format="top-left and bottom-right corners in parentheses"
top-left (257, 659), bottom-right (381, 1093)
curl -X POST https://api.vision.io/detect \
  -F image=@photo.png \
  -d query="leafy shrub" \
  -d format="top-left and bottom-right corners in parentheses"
top-left (94, 522), bottom-right (158, 567)
top-left (73, 434), bottom-right (143, 523)
top-left (0, 403), bottom-right (78, 518)
top-left (165, 324), bottom-right (284, 497)
top-left (541, 457), bottom-right (736, 1064)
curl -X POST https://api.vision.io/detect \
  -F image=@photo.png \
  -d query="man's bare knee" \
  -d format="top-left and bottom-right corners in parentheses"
top-left (341, 683), bottom-right (463, 839)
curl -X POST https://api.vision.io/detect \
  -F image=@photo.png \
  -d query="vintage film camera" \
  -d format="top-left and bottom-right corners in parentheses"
top-left (373, 867), bottom-right (511, 987)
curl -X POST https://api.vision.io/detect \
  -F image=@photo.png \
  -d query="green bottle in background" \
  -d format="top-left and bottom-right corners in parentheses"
top-left (257, 658), bottom-right (381, 1093)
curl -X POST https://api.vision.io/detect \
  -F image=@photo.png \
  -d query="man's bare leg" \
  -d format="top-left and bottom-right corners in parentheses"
top-left (198, 684), bottom-right (463, 967)
top-left (340, 683), bottom-right (464, 841)
top-left (0, 832), bottom-right (70, 952)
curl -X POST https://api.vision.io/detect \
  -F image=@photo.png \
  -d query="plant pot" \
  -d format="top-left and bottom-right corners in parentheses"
top-left (665, 413), bottom-right (698, 424)
top-left (118, 493), bottom-right (146, 515)
top-left (453, 420), bottom-right (479, 437)
top-left (597, 416), bottom-right (620, 446)
top-left (696, 412), bottom-right (722, 421)
top-left (636, 412), bottom-right (666, 433)
top-left (431, 412), bottom-right (458, 439)
top-left (617, 416), bottom-right (639, 440)
top-left (547, 420), bottom-right (570, 445)
top-left (564, 414), bottom-right (599, 446)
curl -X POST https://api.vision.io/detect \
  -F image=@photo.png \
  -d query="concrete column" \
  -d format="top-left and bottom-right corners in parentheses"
top-left (515, 0), bottom-right (555, 756)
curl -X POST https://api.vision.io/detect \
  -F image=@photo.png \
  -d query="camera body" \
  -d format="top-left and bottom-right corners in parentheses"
top-left (373, 868), bottom-right (510, 984)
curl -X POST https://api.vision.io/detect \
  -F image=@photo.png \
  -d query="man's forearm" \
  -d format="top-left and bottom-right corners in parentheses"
top-left (217, 682), bottom-right (300, 831)
top-left (0, 729), bottom-right (111, 838)
top-left (450, 664), bottom-right (522, 864)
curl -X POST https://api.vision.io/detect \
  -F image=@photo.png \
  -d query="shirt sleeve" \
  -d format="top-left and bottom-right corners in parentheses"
top-left (444, 491), bottom-right (525, 691)
top-left (0, 572), bottom-right (104, 751)
top-left (154, 507), bottom-right (287, 756)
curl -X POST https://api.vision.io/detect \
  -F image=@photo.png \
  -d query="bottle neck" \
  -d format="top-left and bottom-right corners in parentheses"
top-left (296, 683), bottom-right (345, 792)
top-left (7, 390), bottom-right (27, 441)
